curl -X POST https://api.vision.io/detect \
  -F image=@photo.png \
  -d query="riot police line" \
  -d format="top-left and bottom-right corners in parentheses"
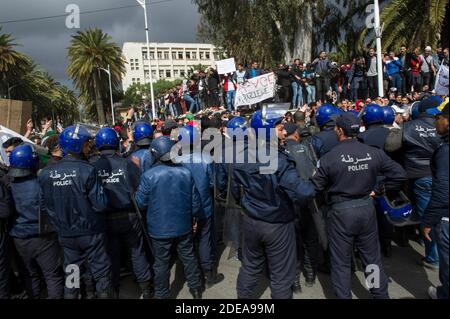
top-left (0, 95), bottom-right (448, 300)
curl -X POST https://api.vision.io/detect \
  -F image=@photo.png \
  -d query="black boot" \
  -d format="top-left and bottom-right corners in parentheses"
top-left (138, 281), bottom-right (154, 299)
top-left (293, 272), bottom-right (302, 294)
top-left (205, 269), bottom-right (225, 289)
top-left (190, 288), bottom-right (203, 299)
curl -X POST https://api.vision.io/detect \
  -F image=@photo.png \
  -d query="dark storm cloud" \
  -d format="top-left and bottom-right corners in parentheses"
top-left (0, 0), bottom-right (200, 86)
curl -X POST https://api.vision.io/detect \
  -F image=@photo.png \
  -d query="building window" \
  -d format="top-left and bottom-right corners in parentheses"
top-left (142, 52), bottom-right (148, 60)
top-left (186, 52), bottom-right (191, 60)
top-left (157, 51), bottom-right (163, 59)
top-left (200, 52), bottom-right (205, 60)
top-left (205, 52), bottom-right (210, 60)
top-left (166, 70), bottom-right (171, 78)
top-left (192, 52), bottom-right (197, 60)
top-left (136, 78), bottom-right (141, 83)
top-left (164, 52), bottom-right (169, 60)
top-left (180, 70), bottom-right (185, 77)
top-left (151, 70), bottom-right (157, 77)
top-left (178, 52), bottom-right (183, 59)
top-left (172, 52), bottom-right (177, 60)
top-left (150, 52), bottom-right (155, 60)
top-left (159, 70), bottom-right (164, 78)
top-left (135, 66), bottom-right (139, 70)
top-left (144, 70), bottom-right (149, 79)
top-left (174, 69), bottom-right (179, 77)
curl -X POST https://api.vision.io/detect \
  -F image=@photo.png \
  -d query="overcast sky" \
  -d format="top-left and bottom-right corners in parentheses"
top-left (0, 0), bottom-right (200, 87)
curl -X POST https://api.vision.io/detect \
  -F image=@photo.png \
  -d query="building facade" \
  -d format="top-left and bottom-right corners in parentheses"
top-left (121, 42), bottom-right (221, 91)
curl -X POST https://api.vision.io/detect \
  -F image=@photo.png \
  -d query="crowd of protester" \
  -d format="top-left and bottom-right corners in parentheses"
top-left (0, 44), bottom-right (448, 300)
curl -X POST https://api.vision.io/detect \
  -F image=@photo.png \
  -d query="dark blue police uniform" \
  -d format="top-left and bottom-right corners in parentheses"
top-left (0, 169), bottom-right (12, 299)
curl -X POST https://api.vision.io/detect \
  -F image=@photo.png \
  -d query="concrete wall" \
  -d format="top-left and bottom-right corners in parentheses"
top-left (0, 99), bottom-right (32, 135)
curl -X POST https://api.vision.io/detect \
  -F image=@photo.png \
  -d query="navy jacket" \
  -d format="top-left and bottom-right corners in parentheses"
top-left (179, 152), bottom-right (214, 219)
top-left (311, 127), bottom-right (340, 159)
top-left (311, 139), bottom-right (407, 200)
top-left (424, 133), bottom-right (449, 227)
top-left (231, 143), bottom-right (316, 223)
top-left (9, 176), bottom-right (41, 238)
top-left (135, 162), bottom-right (201, 239)
top-left (402, 115), bottom-right (441, 179)
top-left (130, 147), bottom-right (155, 173)
top-left (38, 156), bottom-right (108, 238)
top-left (91, 150), bottom-right (141, 213)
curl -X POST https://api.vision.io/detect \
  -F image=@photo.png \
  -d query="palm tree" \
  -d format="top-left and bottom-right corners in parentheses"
top-left (362, 0), bottom-right (448, 51)
top-left (67, 28), bottom-right (125, 124)
top-left (0, 27), bottom-right (32, 98)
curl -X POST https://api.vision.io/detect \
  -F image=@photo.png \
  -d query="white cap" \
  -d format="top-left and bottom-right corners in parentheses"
top-left (425, 46), bottom-right (432, 51)
top-left (391, 104), bottom-right (405, 114)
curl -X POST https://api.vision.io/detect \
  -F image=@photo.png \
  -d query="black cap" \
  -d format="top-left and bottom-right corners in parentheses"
top-left (336, 113), bottom-right (361, 135)
top-left (284, 123), bottom-right (300, 136)
top-left (162, 119), bottom-right (178, 131)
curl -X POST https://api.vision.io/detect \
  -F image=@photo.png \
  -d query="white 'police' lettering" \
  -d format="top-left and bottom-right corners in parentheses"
top-left (53, 180), bottom-right (73, 187)
top-left (348, 164), bottom-right (369, 172)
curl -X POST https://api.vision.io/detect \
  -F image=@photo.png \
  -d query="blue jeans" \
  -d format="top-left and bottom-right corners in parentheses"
top-left (291, 82), bottom-right (303, 107)
top-left (436, 219), bottom-right (449, 299)
top-left (389, 74), bottom-right (403, 91)
top-left (184, 94), bottom-right (198, 114)
top-left (306, 85), bottom-right (315, 104)
top-left (413, 177), bottom-right (439, 264)
top-left (226, 90), bottom-right (236, 111)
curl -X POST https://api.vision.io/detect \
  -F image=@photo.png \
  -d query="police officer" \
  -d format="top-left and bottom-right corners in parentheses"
top-left (8, 145), bottom-right (64, 299)
top-left (310, 104), bottom-right (340, 158)
top-left (423, 99), bottom-right (449, 299)
top-left (135, 136), bottom-right (203, 299)
top-left (284, 123), bottom-right (321, 292)
top-left (402, 96), bottom-right (443, 269)
top-left (0, 163), bottom-right (12, 299)
top-left (91, 128), bottom-right (153, 299)
top-left (358, 104), bottom-right (403, 257)
top-left (311, 112), bottom-right (407, 299)
top-left (233, 110), bottom-right (316, 299)
top-left (130, 121), bottom-right (155, 173)
top-left (38, 125), bottom-right (112, 299)
top-left (177, 125), bottom-right (225, 288)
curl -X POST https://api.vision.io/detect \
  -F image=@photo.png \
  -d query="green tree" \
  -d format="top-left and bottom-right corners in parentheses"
top-left (121, 80), bottom-right (182, 108)
top-left (0, 27), bottom-right (32, 98)
top-left (67, 28), bottom-right (125, 124)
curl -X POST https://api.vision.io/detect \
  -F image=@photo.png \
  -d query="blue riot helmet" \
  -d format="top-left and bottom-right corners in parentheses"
top-left (133, 121), bottom-right (154, 147)
top-left (178, 125), bottom-right (201, 146)
top-left (383, 106), bottom-right (396, 125)
top-left (315, 104), bottom-right (339, 127)
top-left (375, 192), bottom-right (418, 227)
top-left (227, 116), bottom-right (248, 138)
top-left (151, 136), bottom-right (175, 162)
top-left (250, 110), bottom-right (283, 140)
top-left (59, 124), bottom-right (93, 154)
top-left (410, 101), bottom-right (420, 120)
top-left (8, 144), bottom-right (39, 178)
top-left (361, 104), bottom-right (384, 125)
top-left (95, 128), bottom-right (119, 150)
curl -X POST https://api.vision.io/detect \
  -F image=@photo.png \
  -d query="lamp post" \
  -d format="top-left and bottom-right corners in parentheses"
top-left (136, 0), bottom-right (156, 119)
top-left (374, 0), bottom-right (384, 97)
top-left (99, 64), bottom-right (115, 125)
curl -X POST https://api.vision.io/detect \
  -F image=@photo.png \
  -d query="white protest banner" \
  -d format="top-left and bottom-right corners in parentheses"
top-left (216, 58), bottom-right (236, 75)
top-left (235, 73), bottom-right (276, 107)
top-left (435, 62), bottom-right (449, 96)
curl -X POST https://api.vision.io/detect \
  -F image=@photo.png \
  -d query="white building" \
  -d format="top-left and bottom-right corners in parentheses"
top-left (121, 42), bottom-right (222, 91)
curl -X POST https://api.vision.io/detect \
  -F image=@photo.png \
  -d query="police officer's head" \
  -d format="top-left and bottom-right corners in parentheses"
top-left (418, 96), bottom-right (444, 116)
top-left (8, 144), bottom-right (39, 178)
top-left (427, 98), bottom-right (449, 136)
top-left (95, 128), bottom-right (119, 152)
top-left (315, 104), bottom-right (339, 129)
top-left (59, 125), bottom-right (93, 156)
top-left (133, 121), bottom-right (154, 147)
top-left (151, 136), bottom-right (175, 163)
top-left (2, 137), bottom-right (23, 158)
top-left (178, 125), bottom-right (201, 147)
top-left (361, 104), bottom-right (384, 126)
top-left (383, 106), bottom-right (396, 126)
top-left (250, 110), bottom-right (284, 142)
top-left (227, 116), bottom-right (248, 139)
top-left (335, 112), bottom-right (361, 141)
